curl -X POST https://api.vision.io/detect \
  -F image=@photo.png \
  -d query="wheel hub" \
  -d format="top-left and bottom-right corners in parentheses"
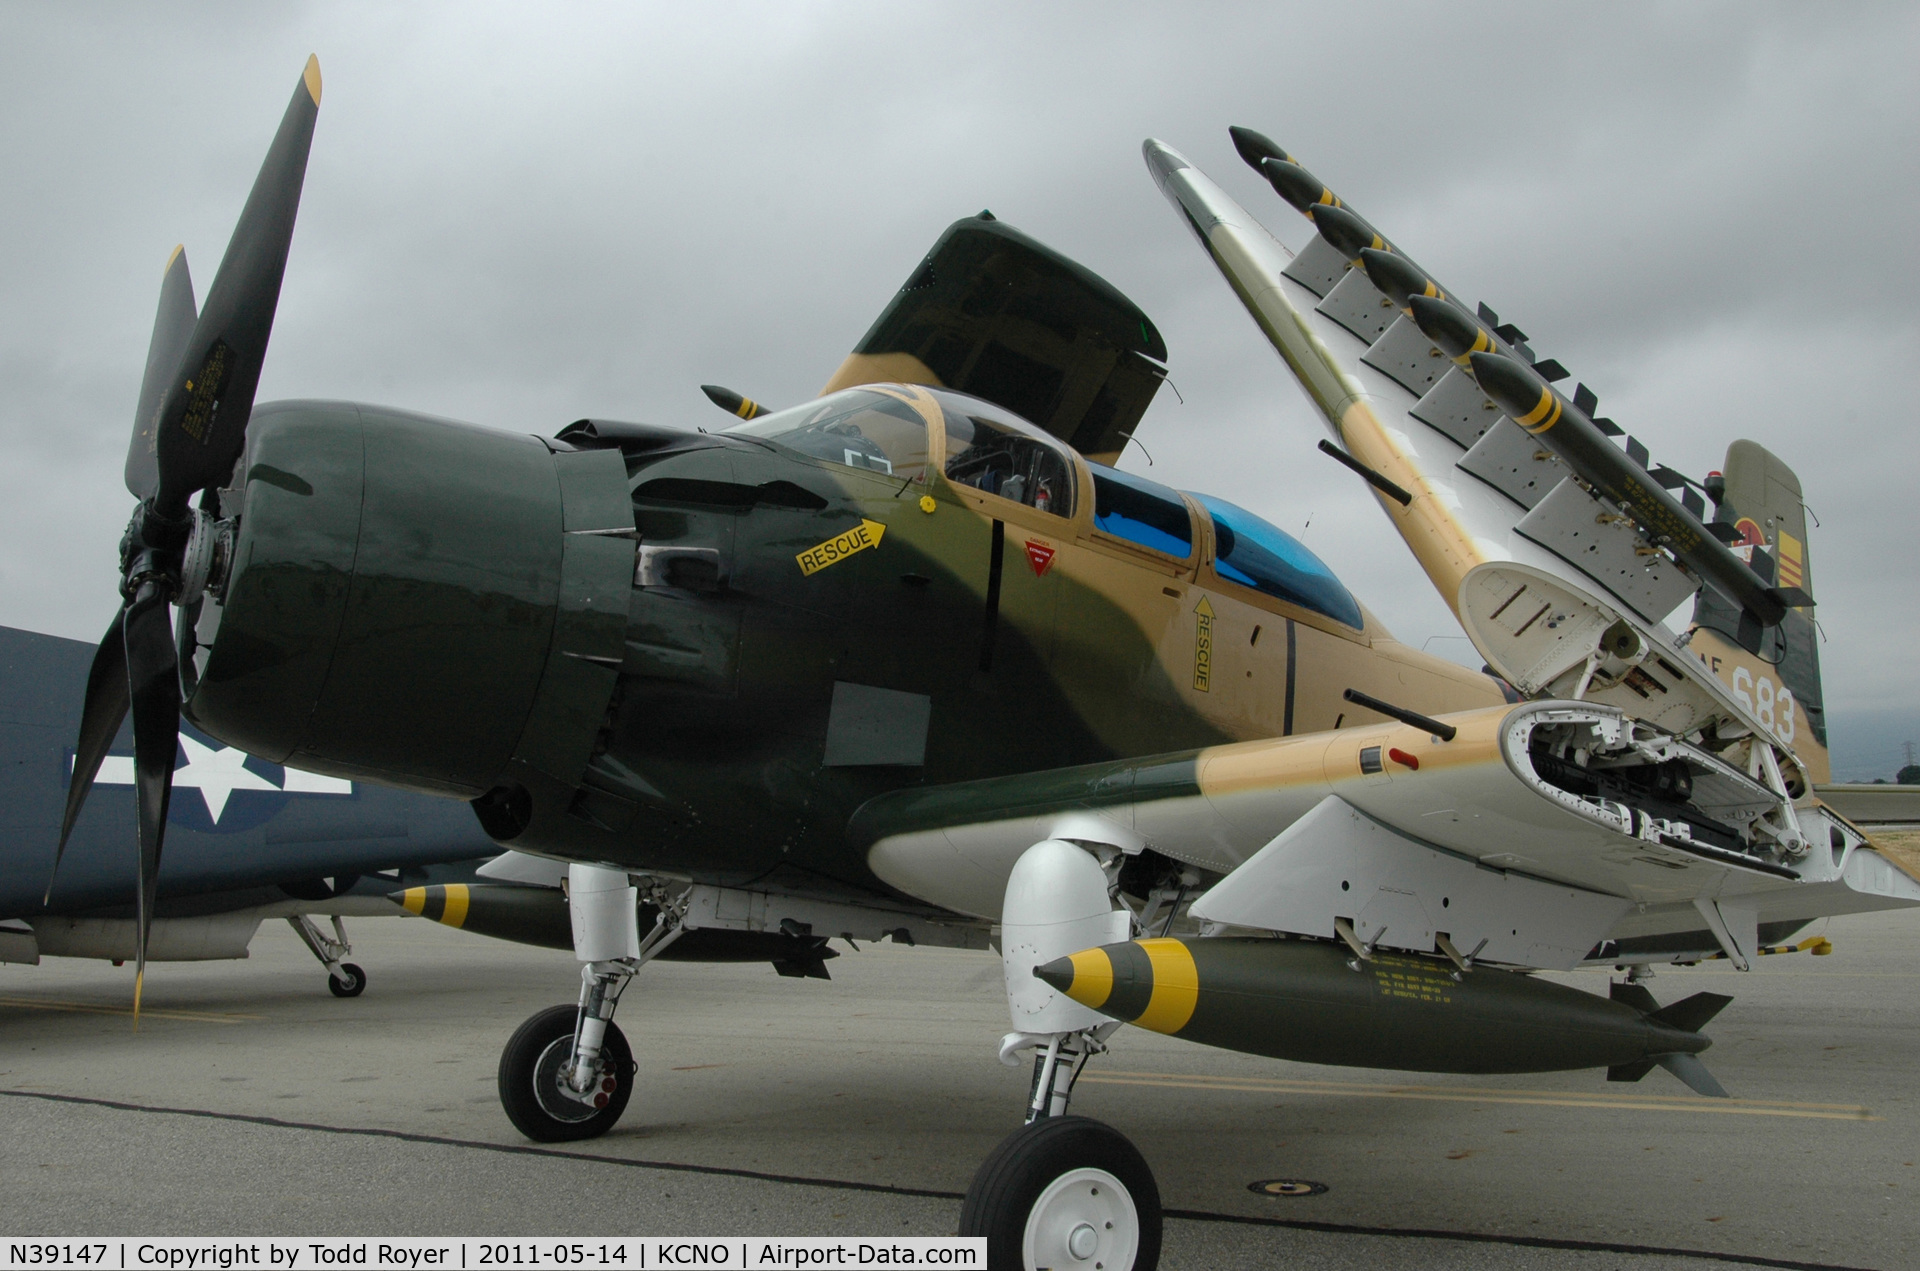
top-left (1023, 1166), bottom-right (1138, 1269)
top-left (530, 1035), bottom-right (606, 1123)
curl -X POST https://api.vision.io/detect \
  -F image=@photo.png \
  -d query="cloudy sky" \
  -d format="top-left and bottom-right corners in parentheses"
top-left (2, 2), bottom-right (1914, 777)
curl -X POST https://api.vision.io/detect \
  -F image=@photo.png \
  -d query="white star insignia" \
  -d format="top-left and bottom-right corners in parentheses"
top-left (91, 736), bottom-right (352, 822)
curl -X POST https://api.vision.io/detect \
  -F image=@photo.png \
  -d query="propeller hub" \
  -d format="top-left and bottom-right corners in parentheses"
top-left (177, 507), bottom-right (236, 607)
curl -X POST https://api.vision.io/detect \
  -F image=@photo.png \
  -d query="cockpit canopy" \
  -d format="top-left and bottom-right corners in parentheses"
top-left (729, 385), bottom-right (1358, 629)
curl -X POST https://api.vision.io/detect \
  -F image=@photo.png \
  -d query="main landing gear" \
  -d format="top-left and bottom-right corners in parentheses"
top-left (960, 839), bottom-right (1163, 1271)
top-left (287, 914), bottom-right (366, 997)
top-left (497, 864), bottom-right (684, 1143)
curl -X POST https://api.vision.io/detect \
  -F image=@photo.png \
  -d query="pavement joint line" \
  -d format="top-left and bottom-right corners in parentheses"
top-left (0, 996), bottom-right (261, 1023)
top-left (1080, 1072), bottom-right (1879, 1119)
top-left (0, 1089), bottom-right (1878, 1271)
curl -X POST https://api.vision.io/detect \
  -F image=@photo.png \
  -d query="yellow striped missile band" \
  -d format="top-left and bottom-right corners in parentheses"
top-left (1451, 324), bottom-right (1497, 367)
top-left (396, 883), bottom-right (470, 929)
top-left (1514, 383), bottom-right (1563, 434)
top-left (1035, 938), bottom-right (1201, 1036)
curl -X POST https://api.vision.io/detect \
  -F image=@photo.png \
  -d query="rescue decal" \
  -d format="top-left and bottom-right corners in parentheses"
top-left (1024, 540), bottom-right (1055, 577)
top-left (796, 519), bottom-right (886, 576)
top-left (1193, 595), bottom-right (1214, 692)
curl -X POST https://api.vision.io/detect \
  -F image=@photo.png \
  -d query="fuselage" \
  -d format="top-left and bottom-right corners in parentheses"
top-left (180, 384), bottom-right (1502, 908)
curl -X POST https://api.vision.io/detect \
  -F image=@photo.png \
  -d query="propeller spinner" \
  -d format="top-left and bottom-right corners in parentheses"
top-left (51, 56), bottom-right (323, 1019)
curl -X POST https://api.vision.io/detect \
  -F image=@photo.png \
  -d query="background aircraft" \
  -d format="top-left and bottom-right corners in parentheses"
top-left (0, 622), bottom-right (498, 993)
top-left (47, 58), bottom-right (1920, 1271)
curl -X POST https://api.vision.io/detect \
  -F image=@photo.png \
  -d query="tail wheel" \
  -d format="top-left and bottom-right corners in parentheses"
top-left (960, 1116), bottom-right (1160, 1271)
top-left (497, 1004), bottom-right (635, 1142)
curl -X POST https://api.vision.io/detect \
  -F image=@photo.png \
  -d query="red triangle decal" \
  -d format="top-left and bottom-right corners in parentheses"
top-left (1025, 541), bottom-right (1055, 576)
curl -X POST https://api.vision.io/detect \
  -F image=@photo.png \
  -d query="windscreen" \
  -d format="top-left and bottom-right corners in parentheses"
top-left (1198, 493), bottom-right (1362, 628)
top-left (933, 389), bottom-right (1075, 517)
top-left (726, 389), bottom-right (930, 480)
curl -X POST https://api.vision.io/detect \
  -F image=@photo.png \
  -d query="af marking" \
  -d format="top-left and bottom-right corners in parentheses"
top-left (797, 518), bottom-right (886, 576)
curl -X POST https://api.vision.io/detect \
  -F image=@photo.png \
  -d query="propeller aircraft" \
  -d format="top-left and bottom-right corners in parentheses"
top-left (2, 621), bottom-right (499, 995)
top-left (54, 59), bottom-right (1920, 1270)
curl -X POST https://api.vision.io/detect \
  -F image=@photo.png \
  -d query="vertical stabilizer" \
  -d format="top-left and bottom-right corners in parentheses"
top-left (1689, 440), bottom-right (1827, 781)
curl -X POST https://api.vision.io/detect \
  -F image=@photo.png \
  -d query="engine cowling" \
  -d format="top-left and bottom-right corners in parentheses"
top-left (182, 400), bottom-right (633, 819)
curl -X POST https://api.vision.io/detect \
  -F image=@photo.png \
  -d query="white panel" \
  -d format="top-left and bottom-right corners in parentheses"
top-left (1459, 418), bottom-right (1568, 510)
top-left (31, 914), bottom-right (261, 962)
top-left (1314, 267), bottom-right (1397, 343)
top-left (1280, 233), bottom-right (1350, 297)
top-left (1000, 840), bottom-right (1133, 1033)
top-left (1361, 314), bottom-right (1450, 399)
top-left (476, 850), bottom-right (568, 887)
top-left (1515, 478), bottom-right (1699, 622)
top-left (1190, 795), bottom-right (1631, 971)
top-left (568, 863), bottom-right (640, 961)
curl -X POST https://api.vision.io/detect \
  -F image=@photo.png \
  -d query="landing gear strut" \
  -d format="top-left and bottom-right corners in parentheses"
top-left (287, 914), bottom-right (365, 997)
top-left (960, 839), bottom-right (1162, 1270)
top-left (498, 864), bottom-right (683, 1142)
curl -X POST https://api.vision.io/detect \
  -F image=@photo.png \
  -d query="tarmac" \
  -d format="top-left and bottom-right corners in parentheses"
top-left (2, 907), bottom-right (1916, 1271)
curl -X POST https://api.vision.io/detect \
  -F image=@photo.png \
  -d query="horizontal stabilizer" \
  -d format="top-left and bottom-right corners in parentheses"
top-left (1649, 990), bottom-right (1734, 1035)
top-left (1659, 1052), bottom-right (1729, 1098)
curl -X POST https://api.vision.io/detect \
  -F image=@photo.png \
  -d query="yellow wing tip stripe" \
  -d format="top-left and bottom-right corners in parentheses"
top-left (1133, 938), bottom-right (1200, 1036)
top-left (399, 887), bottom-right (426, 916)
top-left (442, 884), bottom-right (470, 929)
top-left (302, 55), bottom-right (323, 106)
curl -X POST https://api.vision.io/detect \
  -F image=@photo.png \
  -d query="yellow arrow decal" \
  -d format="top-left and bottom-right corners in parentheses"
top-left (797, 518), bottom-right (887, 576)
top-left (1193, 595), bottom-right (1215, 692)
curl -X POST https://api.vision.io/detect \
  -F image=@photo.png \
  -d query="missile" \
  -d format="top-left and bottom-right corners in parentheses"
top-left (394, 882), bottom-right (572, 949)
top-left (389, 883), bottom-right (843, 970)
top-left (1035, 936), bottom-right (1731, 1094)
top-left (1465, 349), bottom-right (1798, 629)
top-left (1406, 291), bottom-right (1503, 364)
top-left (1228, 125), bottom-right (1293, 170)
top-left (1257, 158), bottom-right (1341, 214)
top-left (1358, 247), bottom-right (1445, 308)
top-left (1304, 201), bottom-right (1388, 261)
top-left (701, 384), bottom-right (767, 420)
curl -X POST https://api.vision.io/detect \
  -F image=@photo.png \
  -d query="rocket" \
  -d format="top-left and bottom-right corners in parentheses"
top-left (1224, 127), bottom-right (1801, 634)
top-left (1035, 935), bottom-right (1731, 1094)
top-left (1403, 294), bottom-right (1803, 629)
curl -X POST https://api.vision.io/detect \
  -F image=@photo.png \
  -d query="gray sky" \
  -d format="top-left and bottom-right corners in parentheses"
top-left (2, 2), bottom-right (1915, 777)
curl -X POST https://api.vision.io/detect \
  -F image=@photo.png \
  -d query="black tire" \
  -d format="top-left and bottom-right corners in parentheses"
top-left (327, 963), bottom-right (367, 998)
top-left (497, 1004), bottom-right (635, 1142)
top-left (959, 1116), bottom-right (1160, 1271)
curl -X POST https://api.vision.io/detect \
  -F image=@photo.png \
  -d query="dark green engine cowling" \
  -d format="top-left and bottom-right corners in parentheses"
top-left (183, 400), bottom-right (634, 817)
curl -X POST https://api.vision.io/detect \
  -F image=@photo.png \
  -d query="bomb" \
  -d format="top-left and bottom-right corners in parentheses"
top-left (1035, 935), bottom-right (1730, 1092)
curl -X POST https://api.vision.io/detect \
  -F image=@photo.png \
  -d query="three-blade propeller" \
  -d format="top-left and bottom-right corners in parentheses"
top-left (51, 56), bottom-right (323, 1020)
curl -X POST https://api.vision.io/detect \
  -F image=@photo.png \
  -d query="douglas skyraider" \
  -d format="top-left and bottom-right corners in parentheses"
top-left (55, 59), bottom-right (1920, 1270)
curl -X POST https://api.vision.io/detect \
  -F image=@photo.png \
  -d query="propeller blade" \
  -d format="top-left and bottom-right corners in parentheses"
top-left (151, 56), bottom-right (322, 516)
top-left (48, 607), bottom-right (133, 901)
top-left (124, 581), bottom-right (182, 1022)
top-left (125, 247), bottom-right (197, 501)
